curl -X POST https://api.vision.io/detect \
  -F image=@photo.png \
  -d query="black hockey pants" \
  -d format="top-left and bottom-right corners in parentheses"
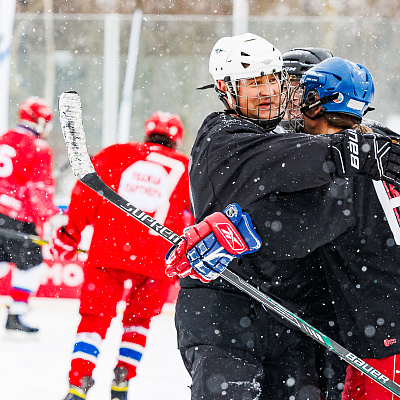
top-left (175, 287), bottom-right (321, 400)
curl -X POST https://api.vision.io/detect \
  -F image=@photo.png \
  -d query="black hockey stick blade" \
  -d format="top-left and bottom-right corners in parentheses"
top-left (0, 227), bottom-right (86, 253)
top-left (58, 90), bottom-right (400, 397)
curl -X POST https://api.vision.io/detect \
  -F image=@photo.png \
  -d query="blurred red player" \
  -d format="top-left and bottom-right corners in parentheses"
top-left (51, 111), bottom-right (193, 400)
top-left (0, 96), bottom-right (58, 333)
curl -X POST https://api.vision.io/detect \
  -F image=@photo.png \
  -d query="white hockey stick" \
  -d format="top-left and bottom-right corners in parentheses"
top-left (59, 91), bottom-right (400, 397)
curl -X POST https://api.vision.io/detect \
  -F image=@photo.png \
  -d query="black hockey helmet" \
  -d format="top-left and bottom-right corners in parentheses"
top-left (283, 48), bottom-right (333, 132)
top-left (283, 47), bottom-right (334, 80)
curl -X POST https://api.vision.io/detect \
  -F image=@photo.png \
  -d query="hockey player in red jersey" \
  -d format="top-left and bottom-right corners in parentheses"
top-left (0, 96), bottom-right (58, 334)
top-left (51, 111), bottom-right (192, 400)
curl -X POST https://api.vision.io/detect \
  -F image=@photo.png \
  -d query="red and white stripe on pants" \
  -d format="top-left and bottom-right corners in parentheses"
top-left (68, 267), bottom-right (172, 387)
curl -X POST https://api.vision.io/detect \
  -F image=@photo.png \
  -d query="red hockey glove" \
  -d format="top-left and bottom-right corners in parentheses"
top-left (165, 203), bottom-right (261, 283)
top-left (50, 226), bottom-right (81, 260)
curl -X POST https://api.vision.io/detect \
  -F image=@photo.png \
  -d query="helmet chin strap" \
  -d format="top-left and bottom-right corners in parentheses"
top-left (226, 91), bottom-right (234, 106)
top-left (215, 77), bottom-right (255, 117)
top-left (215, 87), bottom-right (233, 111)
top-left (217, 86), bottom-right (246, 119)
top-left (214, 80), bottom-right (237, 113)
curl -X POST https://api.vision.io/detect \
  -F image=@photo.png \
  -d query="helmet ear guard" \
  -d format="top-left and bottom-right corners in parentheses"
top-left (221, 76), bottom-right (238, 107)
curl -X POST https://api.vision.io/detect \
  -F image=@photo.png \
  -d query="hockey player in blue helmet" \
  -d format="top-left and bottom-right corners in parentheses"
top-left (298, 57), bottom-right (400, 400)
top-left (290, 56), bottom-right (376, 399)
top-left (289, 56), bottom-right (374, 132)
top-left (297, 55), bottom-right (397, 138)
top-left (298, 56), bottom-right (374, 133)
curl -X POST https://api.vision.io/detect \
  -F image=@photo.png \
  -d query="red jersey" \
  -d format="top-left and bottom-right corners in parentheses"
top-left (0, 127), bottom-right (57, 225)
top-left (66, 142), bottom-right (193, 281)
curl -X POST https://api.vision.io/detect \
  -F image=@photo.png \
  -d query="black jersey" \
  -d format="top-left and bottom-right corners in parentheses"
top-left (317, 124), bottom-right (400, 358)
top-left (184, 111), bottom-right (354, 317)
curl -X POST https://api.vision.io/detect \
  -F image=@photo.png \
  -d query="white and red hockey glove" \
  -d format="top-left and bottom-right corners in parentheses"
top-left (165, 203), bottom-right (261, 283)
top-left (50, 225), bottom-right (81, 261)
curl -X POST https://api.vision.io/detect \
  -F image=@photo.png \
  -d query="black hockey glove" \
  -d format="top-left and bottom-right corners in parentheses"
top-left (331, 129), bottom-right (400, 186)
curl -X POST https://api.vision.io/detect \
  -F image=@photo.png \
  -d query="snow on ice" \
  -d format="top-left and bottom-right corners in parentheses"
top-left (0, 297), bottom-right (191, 400)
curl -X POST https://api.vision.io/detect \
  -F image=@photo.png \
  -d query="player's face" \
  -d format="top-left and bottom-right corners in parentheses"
top-left (300, 89), bottom-right (323, 135)
top-left (303, 113), bottom-right (315, 134)
top-left (236, 73), bottom-right (283, 121)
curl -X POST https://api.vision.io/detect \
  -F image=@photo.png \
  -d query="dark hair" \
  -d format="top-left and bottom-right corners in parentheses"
top-left (145, 133), bottom-right (176, 149)
top-left (325, 113), bottom-right (372, 133)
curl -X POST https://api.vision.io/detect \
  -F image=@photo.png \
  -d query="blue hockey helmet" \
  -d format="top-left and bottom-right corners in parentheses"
top-left (299, 57), bottom-right (374, 120)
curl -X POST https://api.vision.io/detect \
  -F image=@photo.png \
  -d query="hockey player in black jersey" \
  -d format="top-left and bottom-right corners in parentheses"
top-left (282, 46), bottom-right (348, 400)
top-left (295, 56), bottom-right (400, 400)
top-left (282, 47), bottom-right (333, 130)
top-left (166, 33), bottom-right (400, 400)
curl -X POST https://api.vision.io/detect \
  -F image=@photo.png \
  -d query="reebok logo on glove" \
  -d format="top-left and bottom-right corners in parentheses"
top-left (215, 222), bottom-right (247, 253)
top-left (165, 203), bottom-right (261, 282)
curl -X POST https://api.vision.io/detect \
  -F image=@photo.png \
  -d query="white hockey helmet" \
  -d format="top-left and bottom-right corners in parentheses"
top-left (207, 33), bottom-right (288, 131)
top-left (209, 33), bottom-right (283, 83)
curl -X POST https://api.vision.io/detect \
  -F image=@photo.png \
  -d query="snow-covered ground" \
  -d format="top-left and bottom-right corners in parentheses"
top-left (0, 297), bottom-right (191, 400)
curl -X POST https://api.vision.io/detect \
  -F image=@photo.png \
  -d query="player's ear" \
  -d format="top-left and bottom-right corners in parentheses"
top-left (307, 105), bottom-right (322, 118)
top-left (217, 80), bottom-right (227, 92)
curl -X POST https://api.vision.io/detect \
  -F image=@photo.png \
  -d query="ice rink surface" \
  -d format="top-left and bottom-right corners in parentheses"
top-left (0, 297), bottom-right (191, 400)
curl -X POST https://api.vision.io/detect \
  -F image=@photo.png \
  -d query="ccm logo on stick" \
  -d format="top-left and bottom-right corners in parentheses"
top-left (349, 131), bottom-right (360, 169)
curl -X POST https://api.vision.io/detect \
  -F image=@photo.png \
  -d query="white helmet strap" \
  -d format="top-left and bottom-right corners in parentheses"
top-left (226, 91), bottom-right (234, 105)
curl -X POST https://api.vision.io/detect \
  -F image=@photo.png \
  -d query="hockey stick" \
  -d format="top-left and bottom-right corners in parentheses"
top-left (0, 227), bottom-right (50, 247)
top-left (0, 227), bottom-right (86, 253)
top-left (58, 91), bottom-right (400, 397)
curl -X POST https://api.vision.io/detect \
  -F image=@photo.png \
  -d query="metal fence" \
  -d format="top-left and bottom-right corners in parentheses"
top-left (8, 13), bottom-right (400, 203)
